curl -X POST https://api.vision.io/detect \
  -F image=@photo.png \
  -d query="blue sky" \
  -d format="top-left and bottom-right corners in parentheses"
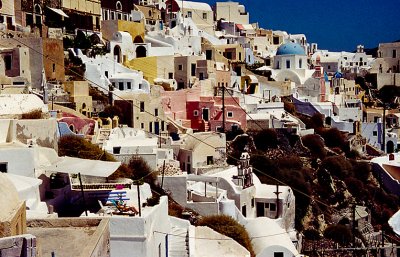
top-left (201, 0), bottom-right (400, 51)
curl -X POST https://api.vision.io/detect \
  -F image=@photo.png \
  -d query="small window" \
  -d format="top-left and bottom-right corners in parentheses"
top-left (191, 63), bottom-right (196, 76)
top-left (187, 156), bottom-right (190, 162)
top-left (0, 162), bottom-right (7, 173)
top-left (139, 83), bottom-right (142, 89)
top-left (155, 108), bottom-right (158, 116)
top-left (274, 253), bottom-right (284, 257)
top-left (141, 123), bottom-right (144, 129)
top-left (168, 72), bottom-right (173, 79)
top-left (140, 101), bottom-right (145, 112)
top-left (286, 60), bottom-right (290, 69)
top-left (269, 203), bottom-right (276, 211)
top-left (178, 64), bottom-right (183, 70)
top-left (227, 111), bottom-right (233, 118)
top-left (127, 82), bottom-right (131, 89)
top-left (193, 110), bottom-right (199, 116)
top-left (393, 49), bottom-right (397, 58)
top-left (119, 82), bottom-right (124, 90)
top-left (52, 63), bottom-right (56, 72)
top-left (202, 12), bottom-right (207, 20)
top-left (207, 156), bottom-right (214, 165)
top-left (105, 71), bottom-right (109, 78)
top-left (4, 55), bottom-right (12, 70)
top-left (251, 198), bottom-right (255, 208)
top-left (149, 122), bottom-right (153, 133)
top-left (113, 147), bottom-right (121, 154)
top-left (187, 11), bottom-right (192, 18)
top-left (373, 131), bottom-right (377, 136)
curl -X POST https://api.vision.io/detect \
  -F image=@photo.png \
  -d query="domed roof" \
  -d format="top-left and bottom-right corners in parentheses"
top-left (276, 42), bottom-right (305, 56)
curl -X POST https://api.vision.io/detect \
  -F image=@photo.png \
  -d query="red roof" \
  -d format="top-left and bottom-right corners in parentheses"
top-left (236, 24), bottom-right (244, 30)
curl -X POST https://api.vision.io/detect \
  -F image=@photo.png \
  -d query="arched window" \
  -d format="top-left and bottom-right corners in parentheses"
top-left (34, 4), bottom-right (42, 25)
top-left (116, 1), bottom-right (122, 11)
top-left (114, 45), bottom-right (122, 63)
top-left (136, 45), bottom-right (147, 58)
top-left (34, 4), bottom-right (42, 14)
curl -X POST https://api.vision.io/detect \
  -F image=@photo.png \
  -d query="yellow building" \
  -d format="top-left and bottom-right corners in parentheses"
top-left (0, 173), bottom-right (26, 238)
top-left (125, 56), bottom-right (175, 85)
top-left (62, 0), bottom-right (102, 32)
top-left (102, 19), bottom-right (145, 43)
top-left (63, 81), bottom-right (93, 117)
top-left (114, 86), bottom-right (167, 134)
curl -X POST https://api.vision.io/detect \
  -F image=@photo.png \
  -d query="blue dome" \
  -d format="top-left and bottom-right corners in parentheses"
top-left (276, 42), bottom-right (305, 56)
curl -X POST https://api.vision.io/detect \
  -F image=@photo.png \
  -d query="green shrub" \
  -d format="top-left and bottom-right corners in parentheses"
top-left (324, 224), bottom-right (352, 246)
top-left (58, 135), bottom-right (116, 161)
top-left (128, 157), bottom-right (157, 186)
top-left (21, 109), bottom-right (42, 119)
top-left (302, 134), bottom-right (326, 159)
top-left (197, 215), bottom-right (255, 256)
top-left (253, 129), bottom-right (278, 150)
top-left (321, 156), bottom-right (353, 179)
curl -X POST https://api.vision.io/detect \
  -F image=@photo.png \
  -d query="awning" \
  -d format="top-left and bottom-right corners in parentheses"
top-left (242, 24), bottom-right (254, 30)
top-left (46, 156), bottom-right (121, 177)
top-left (48, 7), bottom-right (69, 18)
top-left (236, 24), bottom-right (244, 30)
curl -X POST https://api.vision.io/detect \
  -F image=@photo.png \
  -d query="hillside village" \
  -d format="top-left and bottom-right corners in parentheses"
top-left (0, 0), bottom-right (399, 256)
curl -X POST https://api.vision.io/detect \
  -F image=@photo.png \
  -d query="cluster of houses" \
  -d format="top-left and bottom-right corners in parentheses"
top-left (0, 0), bottom-right (400, 256)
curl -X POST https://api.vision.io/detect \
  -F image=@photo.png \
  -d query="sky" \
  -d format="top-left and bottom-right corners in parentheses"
top-left (201, 0), bottom-right (400, 52)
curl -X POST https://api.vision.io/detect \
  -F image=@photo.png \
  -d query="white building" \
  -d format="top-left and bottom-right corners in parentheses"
top-left (311, 46), bottom-right (374, 74)
top-left (271, 42), bottom-right (314, 86)
top-left (215, 2), bottom-right (250, 25)
top-left (101, 126), bottom-right (179, 171)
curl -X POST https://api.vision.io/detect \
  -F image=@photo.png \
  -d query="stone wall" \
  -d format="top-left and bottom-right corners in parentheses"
top-left (0, 234), bottom-right (37, 257)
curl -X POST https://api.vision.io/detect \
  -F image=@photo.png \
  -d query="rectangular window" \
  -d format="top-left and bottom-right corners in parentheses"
top-left (187, 11), bottom-right (192, 18)
top-left (168, 72), bottom-right (173, 79)
top-left (274, 253), bottom-right (284, 257)
top-left (111, 11), bottom-right (115, 20)
top-left (207, 156), bottom-right (214, 165)
top-left (191, 63), bottom-right (196, 76)
top-left (105, 71), bottom-right (109, 78)
top-left (161, 121), bottom-right (165, 131)
top-left (139, 83), bottom-right (142, 89)
top-left (127, 82), bottom-right (131, 89)
top-left (393, 49), bottom-right (397, 58)
top-left (141, 123), bottom-right (144, 129)
top-left (227, 111), bottom-right (233, 118)
top-left (113, 147), bottom-right (121, 154)
top-left (0, 162), bottom-right (7, 173)
top-left (241, 205), bottom-right (246, 217)
top-left (4, 55), bottom-right (12, 70)
top-left (373, 131), bottom-right (377, 136)
top-left (155, 108), bottom-right (158, 116)
top-left (140, 101), bottom-right (145, 112)
top-left (206, 50), bottom-right (212, 60)
top-left (187, 156), bottom-right (190, 162)
top-left (286, 60), bottom-right (290, 69)
top-left (269, 203), bottom-right (276, 211)
top-left (178, 64), bottom-right (183, 70)
top-left (251, 198), bottom-right (255, 208)
top-left (149, 122), bottom-right (153, 133)
top-left (202, 12), bottom-right (207, 20)
top-left (119, 82), bottom-right (124, 90)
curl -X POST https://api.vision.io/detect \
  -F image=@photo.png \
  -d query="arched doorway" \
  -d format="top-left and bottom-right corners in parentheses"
top-left (136, 45), bottom-right (147, 58)
top-left (113, 45), bottom-right (122, 63)
top-left (133, 35), bottom-right (144, 43)
top-left (387, 141), bottom-right (395, 153)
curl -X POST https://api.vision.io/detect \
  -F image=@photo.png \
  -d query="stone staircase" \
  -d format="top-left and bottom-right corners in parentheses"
top-left (168, 226), bottom-right (189, 257)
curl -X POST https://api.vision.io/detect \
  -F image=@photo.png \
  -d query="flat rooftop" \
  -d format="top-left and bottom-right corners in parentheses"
top-left (27, 218), bottom-right (109, 257)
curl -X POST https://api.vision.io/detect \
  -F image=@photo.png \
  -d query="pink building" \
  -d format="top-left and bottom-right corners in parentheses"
top-left (162, 87), bottom-right (247, 132)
